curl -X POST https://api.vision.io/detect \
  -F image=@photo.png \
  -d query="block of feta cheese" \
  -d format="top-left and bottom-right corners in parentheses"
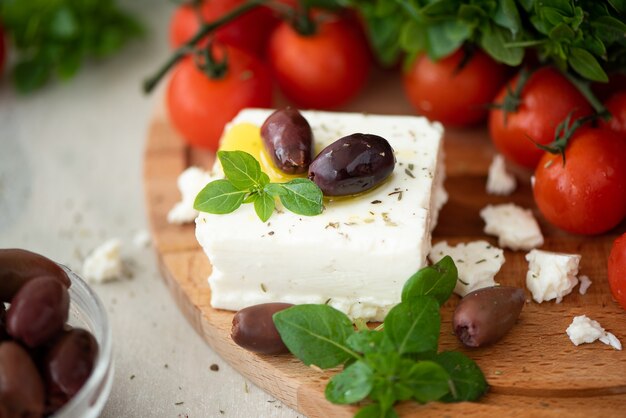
top-left (578, 275), bottom-right (592, 295)
top-left (168, 167), bottom-right (214, 224)
top-left (83, 238), bottom-right (123, 283)
top-left (566, 315), bottom-right (622, 350)
top-left (526, 249), bottom-right (580, 303)
top-left (480, 203), bottom-right (544, 251)
top-left (429, 240), bottom-right (505, 297)
top-left (195, 109), bottom-right (446, 321)
top-left (486, 154), bottom-right (516, 196)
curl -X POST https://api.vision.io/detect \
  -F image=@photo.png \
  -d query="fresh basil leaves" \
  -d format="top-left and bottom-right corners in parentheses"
top-left (273, 256), bottom-right (488, 416)
top-left (194, 150), bottom-right (323, 222)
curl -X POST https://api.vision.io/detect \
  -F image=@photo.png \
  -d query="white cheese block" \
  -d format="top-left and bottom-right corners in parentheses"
top-left (83, 239), bottom-right (123, 283)
top-left (195, 109), bottom-right (446, 321)
top-left (526, 249), bottom-right (580, 303)
top-left (480, 203), bottom-right (544, 251)
top-left (578, 275), bottom-right (592, 295)
top-left (429, 240), bottom-right (505, 297)
top-left (167, 167), bottom-right (215, 224)
top-left (566, 315), bottom-right (622, 350)
top-left (486, 154), bottom-right (516, 196)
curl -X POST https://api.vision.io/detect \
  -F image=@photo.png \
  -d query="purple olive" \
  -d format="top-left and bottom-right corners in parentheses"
top-left (0, 249), bottom-right (70, 303)
top-left (261, 108), bottom-right (313, 174)
top-left (231, 303), bottom-right (293, 354)
top-left (308, 133), bottom-right (395, 196)
top-left (0, 341), bottom-right (45, 418)
top-left (0, 304), bottom-right (7, 342)
top-left (7, 276), bottom-right (70, 347)
top-left (43, 328), bottom-right (98, 411)
top-left (453, 286), bottom-right (525, 348)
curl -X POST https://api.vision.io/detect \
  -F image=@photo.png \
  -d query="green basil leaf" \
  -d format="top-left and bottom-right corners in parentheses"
top-left (426, 21), bottom-right (467, 59)
top-left (480, 24), bottom-right (524, 66)
top-left (607, 0), bottom-right (626, 14)
top-left (549, 23), bottom-right (575, 41)
top-left (264, 183), bottom-right (287, 197)
top-left (259, 172), bottom-right (270, 187)
top-left (592, 16), bottom-right (626, 43)
top-left (494, 0), bottom-right (522, 36)
top-left (12, 58), bottom-right (51, 93)
top-left (253, 192), bottom-right (275, 222)
top-left (401, 256), bottom-right (457, 305)
top-left (50, 7), bottom-right (79, 40)
top-left (568, 47), bottom-right (609, 82)
top-left (354, 403), bottom-right (399, 418)
top-left (325, 361), bottom-right (374, 404)
top-left (279, 178), bottom-right (323, 216)
top-left (366, 353), bottom-right (414, 405)
top-left (436, 351), bottom-right (489, 402)
top-left (400, 20), bottom-right (426, 53)
top-left (273, 304), bottom-right (355, 369)
top-left (217, 150), bottom-right (263, 190)
top-left (403, 361), bottom-right (450, 403)
top-left (193, 179), bottom-right (246, 214)
top-left (347, 330), bottom-right (395, 355)
top-left (384, 297), bottom-right (440, 354)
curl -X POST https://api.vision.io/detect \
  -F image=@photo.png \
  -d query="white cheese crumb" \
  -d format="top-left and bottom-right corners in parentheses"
top-left (566, 315), bottom-right (622, 350)
top-left (480, 203), bottom-right (544, 251)
top-left (525, 249), bottom-right (580, 303)
top-left (132, 230), bottom-right (151, 248)
top-left (83, 239), bottom-right (123, 283)
top-left (167, 167), bottom-right (214, 224)
top-left (486, 154), bottom-right (516, 195)
top-left (578, 275), bottom-right (592, 295)
top-left (429, 240), bottom-right (505, 297)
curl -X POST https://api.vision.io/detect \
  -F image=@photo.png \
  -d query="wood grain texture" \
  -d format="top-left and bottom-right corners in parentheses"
top-left (144, 71), bottom-right (626, 416)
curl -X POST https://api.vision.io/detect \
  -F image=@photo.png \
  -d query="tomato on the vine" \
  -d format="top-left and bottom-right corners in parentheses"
top-left (403, 48), bottom-right (508, 126)
top-left (166, 45), bottom-right (273, 150)
top-left (169, 0), bottom-right (281, 57)
top-left (489, 67), bottom-right (593, 169)
top-left (533, 128), bottom-right (626, 235)
top-left (609, 232), bottom-right (626, 311)
top-left (600, 91), bottom-right (626, 137)
top-left (267, 16), bottom-right (370, 109)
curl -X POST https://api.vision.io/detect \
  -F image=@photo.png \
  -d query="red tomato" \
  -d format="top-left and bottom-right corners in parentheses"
top-left (489, 67), bottom-right (593, 169)
top-left (403, 49), bottom-right (508, 126)
top-left (166, 46), bottom-right (273, 150)
top-left (533, 128), bottom-right (626, 235)
top-left (600, 91), bottom-right (626, 137)
top-left (267, 17), bottom-right (370, 109)
top-left (609, 232), bottom-right (626, 311)
top-left (169, 0), bottom-right (281, 57)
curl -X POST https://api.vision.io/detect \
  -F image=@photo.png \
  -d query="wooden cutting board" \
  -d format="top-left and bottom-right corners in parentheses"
top-left (144, 70), bottom-right (626, 417)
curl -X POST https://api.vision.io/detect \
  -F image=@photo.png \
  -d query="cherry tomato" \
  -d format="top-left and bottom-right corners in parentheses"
top-left (166, 45), bottom-right (273, 150)
top-left (403, 49), bottom-right (508, 126)
top-left (600, 91), bottom-right (626, 137)
top-left (489, 67), bottom-right (593, 169)
top-left (533, 128), bottom-right (626, 235)
top-left (608, 232), bottom-right (626, 311)
top-left (267, 16), bottom-right (370, 109)
top-left (169, 0), bottom-right (281, 57)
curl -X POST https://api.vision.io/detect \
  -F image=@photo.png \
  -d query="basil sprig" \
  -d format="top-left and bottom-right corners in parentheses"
top-left (194, 150), bottom-right (323, 222)
top-left (273, 256), bottom-right (488, 417)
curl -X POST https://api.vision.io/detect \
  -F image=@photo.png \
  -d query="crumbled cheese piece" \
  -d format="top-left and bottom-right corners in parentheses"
top-left (480, 203), bottom-right (544, 251)
top-left (83, 239), bottom-right (123, 283)
top-left (525, 249), bottom-right (580, 303)
top-left (566, 315), bottom-right (622, 350)
top-left (486, 154), bottom-right (516, 195)
top-left (578, 275), bottom-right (592, 295)
top-left (167, 167), bottom-right (213, 224)
top-left (429, 240), bottom-right (505, 297)
top-left (133, 230), bottom-right (151, 248)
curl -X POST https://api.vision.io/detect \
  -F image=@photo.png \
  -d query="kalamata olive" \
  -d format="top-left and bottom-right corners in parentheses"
top-left (0, 341), bottom-right (45, 418)
top-left (43, 328), bottom-right (98, 410)
top-left (308, 133), bottom-right (395, 196)
top-left (7, 276), bottom-right (70, 347)
top-left (0, 304), bottom-right (7, 341)
top-left (0, 249), bottom-right (70, 303)
top-left (261, 108), bottom-right (313, 174)
top-left (453, 286), bottom-right (525, 348)
top-left (231, 303), bottom-right (293, 354)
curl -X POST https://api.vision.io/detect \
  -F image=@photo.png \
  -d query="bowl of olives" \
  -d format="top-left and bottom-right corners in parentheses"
top-left (0, 249), bottom-right (113, 418)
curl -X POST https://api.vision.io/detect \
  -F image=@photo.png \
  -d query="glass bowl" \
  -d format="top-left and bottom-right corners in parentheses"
top-left (52, 266), bottom-right (114, 418)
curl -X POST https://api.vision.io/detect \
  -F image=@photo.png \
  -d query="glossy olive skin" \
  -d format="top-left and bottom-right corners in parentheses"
top-left (0, 249), bottom-right (70, 303)
top-left (7, 276), bottom-right (70, 347)
top-left (0, 304), bottom-right (7, 342)
top-left (43, 328), bottom-right (98, 410)
top-left (308, 133), bottom-right (395, 196)
top-left (231, 303), bottom-right (293, 354)
top-left (261, 108), bottom-right (313, 174)
top-left (0, 341), bottom-right (45, 418)
top-left (453, 286), bottom-right (525, 348)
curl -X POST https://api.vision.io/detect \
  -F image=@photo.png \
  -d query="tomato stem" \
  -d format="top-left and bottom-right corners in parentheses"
top-left (143, 0), bottom-right (267, 93)
top-left (561, 71), bottom-right (609, 118)
top-left (291, 0), bottom-right (316, 36)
